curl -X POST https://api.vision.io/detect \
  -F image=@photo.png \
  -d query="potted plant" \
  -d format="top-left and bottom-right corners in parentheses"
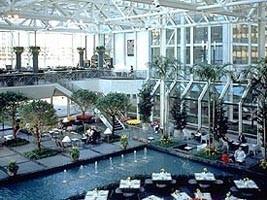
top-left (8, 161), bottom-right (19, 176)
top-left (120, 134), bottom-right (128, 150)
top-left (70, 147), bottom-right (80, 161)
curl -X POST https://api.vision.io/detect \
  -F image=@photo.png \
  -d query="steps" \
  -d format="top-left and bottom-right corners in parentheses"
top-left (113, 119), bottom-right (124, 133)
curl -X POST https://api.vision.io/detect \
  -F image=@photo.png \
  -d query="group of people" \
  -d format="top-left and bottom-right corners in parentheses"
top-left (220, 133), bottom-right (247, 165)
top-left (83, 126), bottom-right (101, 144)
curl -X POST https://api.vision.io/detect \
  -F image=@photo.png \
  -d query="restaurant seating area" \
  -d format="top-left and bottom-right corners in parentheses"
top-left (81, 168), bottom-right (264, 200)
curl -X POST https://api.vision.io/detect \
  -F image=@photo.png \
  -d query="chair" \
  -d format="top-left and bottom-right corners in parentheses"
top-left (201, 134), bottom-right (210, 144)
top-left (248, 144), bottom-right (261, 156)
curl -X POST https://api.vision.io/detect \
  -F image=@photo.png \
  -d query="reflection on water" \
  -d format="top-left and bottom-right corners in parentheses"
top-left (0, 149), bottom-right (231, 200)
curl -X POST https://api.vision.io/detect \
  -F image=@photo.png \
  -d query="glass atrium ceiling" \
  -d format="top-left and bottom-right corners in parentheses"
top-left (0, 0), bottom-right (266, 33)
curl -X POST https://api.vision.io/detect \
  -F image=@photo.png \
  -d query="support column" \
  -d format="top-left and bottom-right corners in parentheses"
top-left (50, 96), bottom-right (53, 105)
top-left (238, 102), bottom-right (243, 136)
top-left (96, 46), bottom-right (105, 69)
top-left (136, 96), bottom-right (140, 121)
top-left (77, 48), bottom-right (85, 67)
top-left (67, 97), bottom-right (70, 117)
top-left (30, 46), bottom-right (40, 73)
top-left (13, 47), bottom-right (24, 71)
top-left (258, 3), bottom-right (266, 59)
top-left (85, 35), bottom-right (88, 61)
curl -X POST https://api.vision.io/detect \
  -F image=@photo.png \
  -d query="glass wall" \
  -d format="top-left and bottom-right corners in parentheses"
top-left (0, 31), bottom-right (89, 69)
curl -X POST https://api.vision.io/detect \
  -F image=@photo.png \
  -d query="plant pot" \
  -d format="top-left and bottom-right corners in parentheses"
top-left (8, 170), bottom-right (18, 176)
top-left (174, 129), bottom-right (182, 137)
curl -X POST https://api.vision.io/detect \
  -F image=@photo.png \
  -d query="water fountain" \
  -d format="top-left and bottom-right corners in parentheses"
top-left (134, 150), bottom-right (137, 162)
top-left (120, 154), bottom-right (124, 166)
top-left (95, 161), bottom-right (98, 174)
top-left (79, 165), bottom-right (85, 178)
top-left (62, 169), bottom-right (67, 183)
top-left (109, 157), bottom-right (114, 169)
top-left (144, 147), bottom-right (147, 159)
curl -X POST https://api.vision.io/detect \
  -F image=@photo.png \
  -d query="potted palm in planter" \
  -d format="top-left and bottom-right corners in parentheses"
top-left (120, 134), bottom-right (128, 150)
top-left (70, 147), bottom-right (80, 161)
top-left (8, 161), bottom-right (19, 176)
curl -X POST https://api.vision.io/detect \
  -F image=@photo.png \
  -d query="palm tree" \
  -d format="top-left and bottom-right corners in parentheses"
top-left (150, 56), bottom-right (174, 135)
top-left (192, 63), bottom-right (229, 148)
top-left (243, 58), bottom-right (267, 159)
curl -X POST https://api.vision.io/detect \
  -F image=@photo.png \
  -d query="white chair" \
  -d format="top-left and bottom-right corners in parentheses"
top-left (248, 144), bottom-right (261, 156)
top-left (201, 134), bottom-right (210, 144)
top-left (183, 129), bottom-right (192, 140)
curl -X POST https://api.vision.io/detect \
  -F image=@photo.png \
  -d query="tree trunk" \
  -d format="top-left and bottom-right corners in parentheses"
top-left (36, 127), bottom-right (41, 151)
top-left (112, 115), bottom-right (115, 135)
top-left (12, 113), bottom-right (17, 139)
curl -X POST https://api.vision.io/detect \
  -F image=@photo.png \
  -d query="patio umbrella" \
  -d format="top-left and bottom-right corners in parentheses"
top-left (62, 136), bottom-right (71, 143)
top-left (104, 128), bottom-right (112, 135)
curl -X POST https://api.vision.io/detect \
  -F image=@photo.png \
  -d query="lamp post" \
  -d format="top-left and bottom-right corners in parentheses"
top-left (213, 41), bottom-right (216, 64)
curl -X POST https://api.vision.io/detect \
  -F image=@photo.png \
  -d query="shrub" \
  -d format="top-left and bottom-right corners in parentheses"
top-left (160, 135), bottom-right (172, 146)
top-left (260, 159), bottom-right (267, 170)
top-left (8, 161), bottom-right (19, 176)
top-left (24, 148), bottom-right (58, 160)
top-left (70, 147), bottom-right (80, 161)
top-left (120, 135), bottom-right (128, 150)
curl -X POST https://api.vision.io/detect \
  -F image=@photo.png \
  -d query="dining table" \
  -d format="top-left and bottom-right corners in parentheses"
top-left (84, 190), bottom-right (109, 200)
top-left (194, 172), bottom-right (216, 182)
top-left (119, 179), bottom-right (141, 191)
top-left (171, 191), bottom-right (191, 200)
top-left (142, 195), bottom-right (163, 200)
top-left (152, 172), bottom-right (172, 182)
top-left (234, 179), bottom-right (259, 190)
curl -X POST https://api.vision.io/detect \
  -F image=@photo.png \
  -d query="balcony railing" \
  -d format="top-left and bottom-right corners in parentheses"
top-left (0, 69), bottom-right (148, 87)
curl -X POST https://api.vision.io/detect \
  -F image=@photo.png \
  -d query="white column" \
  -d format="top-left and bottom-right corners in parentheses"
top-left (112, 33), bottom-right (116, 65)
top-left (67, 97), bottom-right (70, 117)
top-left (123, 32), bottom-right (126, 67)
top-left (50, 96), bottom-right (53, 105)
top-left (136, 96), bottom-right (140, 120)
top-left (207, 26), bottom-right (211, 64)
top-left (258, 3), bottom-right (266, 59)
top-left (190, 26), bottom-right (194, 65)
top-left (248, 24), bottom-right (252, 65)
top-left (134, 31), bottom-right (138, 71)
top-left (180, 17), bottom-right (186, 67)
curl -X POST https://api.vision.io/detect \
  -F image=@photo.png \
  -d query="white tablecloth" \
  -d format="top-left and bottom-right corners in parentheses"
top-left (234, 180), bottom-right (259, 189)
top-left (194, 172), bottom-right (216, 181)
top-left (194, 192), bottom-right (212, 200)
top-left (142, 195), bottom-right (163, 200)
top-left (172, 192), bottom-right (191, 200)
top-left (119, 179), bottom-right (141, 189)
top-left (152, 172), bottom-right (172, 181)
top-left (84, 190), bottom-right (109, 200)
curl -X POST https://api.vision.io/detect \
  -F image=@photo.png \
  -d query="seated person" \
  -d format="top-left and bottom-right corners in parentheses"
top-left (238, 133), bottom-right (247, 144)
top-left (234, 147), bottom-right (246, 163)
top-left (221, 151), bottom-right (232, 164)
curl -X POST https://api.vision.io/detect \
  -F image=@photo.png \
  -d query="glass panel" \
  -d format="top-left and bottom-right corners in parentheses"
top-left (233, 46), bottom-right (248, 64)
top-left (193, 46), bottom-right (204, 64)
top-left (177, 28), bottom-right (180, 44)
top-left (166, 47), bottom-right (175, 59)
top-left (251, 47), bottom-right (258, 64)
top-left (151, 47), bottom-right (160, 62)
top-left (186, 47), bottom-right (190, 64)
top-left (251, 25), bottom-right (258, 44)
top-left (186, 27), bottom-right (190, 44)
top-left (211, 26), bottom-right (222, 42)
top-left (233, 24), bottom-right (249, 43)
top-left (166, 29), bottom-right (175, 45)
top-left (211, 45), bottom-right (223, 64)
top-left (193, 27), bottom-right (208, 43)
top-left (151, 30), bottom-right (160, 46)
top-left (184, 82), bottom-right (205, 100)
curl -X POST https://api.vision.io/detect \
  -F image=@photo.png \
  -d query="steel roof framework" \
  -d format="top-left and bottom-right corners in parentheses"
top-left (0, 0), bottom-right (266, 33)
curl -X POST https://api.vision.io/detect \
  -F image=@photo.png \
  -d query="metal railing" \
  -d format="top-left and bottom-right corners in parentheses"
top-left (0, 69), bottom-right (148, 88)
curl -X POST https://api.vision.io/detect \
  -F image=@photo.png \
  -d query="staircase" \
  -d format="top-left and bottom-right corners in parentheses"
top-left (113, 119), bottom-right (124, 133)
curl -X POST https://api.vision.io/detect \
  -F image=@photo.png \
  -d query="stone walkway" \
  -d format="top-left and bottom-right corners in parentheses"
top-left (0, 129), bottom-right (144, 181)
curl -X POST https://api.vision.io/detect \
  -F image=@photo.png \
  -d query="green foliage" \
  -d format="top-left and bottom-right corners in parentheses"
top-left (192, 63), bottom-right (229, 82)
top-left (4, 138), bottom-right (29, 147)
top-left (24, 148), bottom-right (58, 160)
top-left (19, 100), bottom-right (57, 150)
top-left (160, 135), bottom-right (172, 146)
top-left (150, 56), bottom-right (174, 79)
top-left (195, 148), bottom-right (220, 160)
top-left (0, 91), bottom-right (28, 137)
top-left (171, 96), bottom-right (187, 130)
top-left (8, 161), bottom-right (19, 174)
top-left (138, 84), bottom-right (153, 123)
top-left (96, 46), bottom-right (105, 53)
top-left (96, 92), bottom-right (130, 116)
top-left (120, 134), bottom-right (128, 150)
top-left (71, 89), bottom-right (98, 115)
top-left (213, 100), bottom-right (228, 140)
top-left (13, 46), bottom-right (24, 53)
top-left (70, 147), bottom-right (80, 161)
top-left (260, 159), bottom-right (267, 170)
